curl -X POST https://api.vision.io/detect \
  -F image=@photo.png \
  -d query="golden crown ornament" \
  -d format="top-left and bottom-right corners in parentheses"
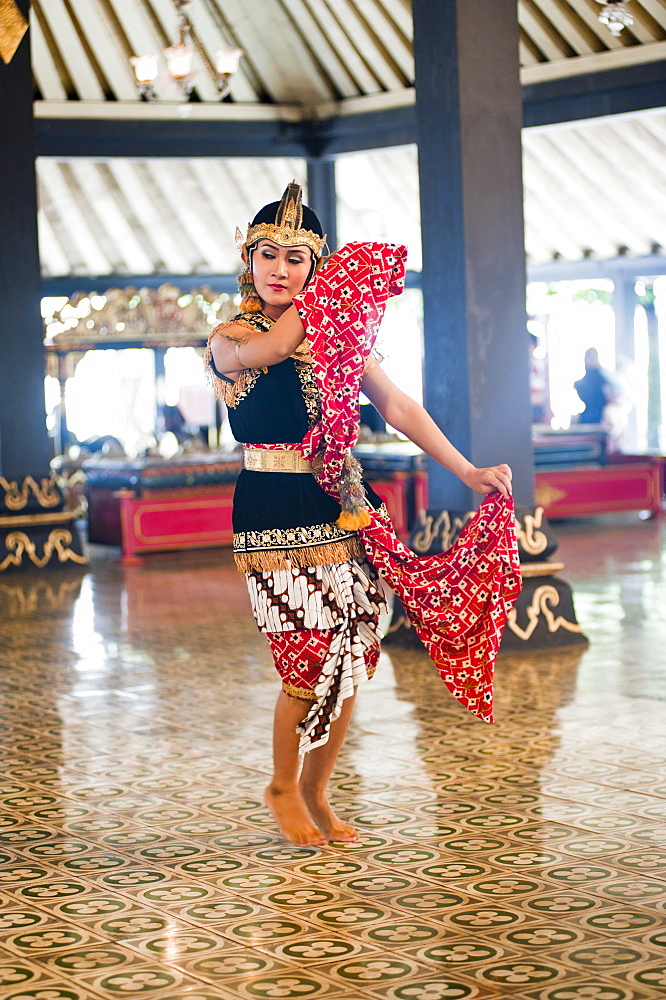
top-left (236, 181), bottom-right (326, 258)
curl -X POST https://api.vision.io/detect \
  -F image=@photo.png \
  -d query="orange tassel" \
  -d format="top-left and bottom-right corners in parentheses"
top-left (336, 509), bottom-right (371, 530)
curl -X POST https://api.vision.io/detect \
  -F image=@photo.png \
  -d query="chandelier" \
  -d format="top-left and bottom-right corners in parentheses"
top-left (130, 0), bottom-right (242, 102)
top-left (594, 0), bottom-right (634, 36)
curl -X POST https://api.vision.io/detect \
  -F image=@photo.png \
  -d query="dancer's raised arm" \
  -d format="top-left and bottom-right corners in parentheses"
top-left (362, 364), bottom-right (512, 498)
top-left (210, 304), bottom-right (305, 376)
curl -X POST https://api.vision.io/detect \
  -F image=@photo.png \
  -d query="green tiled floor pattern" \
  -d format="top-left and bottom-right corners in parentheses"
top-left (0, 513), bottom-right (665, 999)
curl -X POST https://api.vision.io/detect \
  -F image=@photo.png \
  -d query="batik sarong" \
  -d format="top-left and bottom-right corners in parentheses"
top-left (248, 557), bottom-right (388, 752)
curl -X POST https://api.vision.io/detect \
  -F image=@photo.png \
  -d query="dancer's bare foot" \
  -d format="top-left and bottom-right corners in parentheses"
top-left (265, 784), bottom-right (327, 847)
top-left (300, 787), bottom-right (360, 843)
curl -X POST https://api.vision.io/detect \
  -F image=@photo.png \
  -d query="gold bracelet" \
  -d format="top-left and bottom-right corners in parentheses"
top-left (363, 356), bottom-right (381, 376)
top-left (235, 341), bottom-right (244, 366)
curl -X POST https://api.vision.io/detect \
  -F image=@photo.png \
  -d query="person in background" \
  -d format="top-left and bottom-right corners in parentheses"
top-left (574, 348), bottom-right (614, 425)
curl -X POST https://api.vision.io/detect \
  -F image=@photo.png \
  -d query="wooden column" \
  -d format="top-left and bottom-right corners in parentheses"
top-left (413, 0), bottom-right (534, 508)
top-left (0, 4), bottom-right (86, 572)
top-left (0, 0), bottom-right (51, 477)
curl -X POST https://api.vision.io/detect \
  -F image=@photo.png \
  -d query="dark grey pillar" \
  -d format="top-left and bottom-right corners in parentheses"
top-left (413, 0), bottom-right (534, 508)
top-left (0, 0), bottom-right (51, 477)
top-left (0, 4), bottom-right (85, 572)
top-left (306, 159), bottom-right (338, 253)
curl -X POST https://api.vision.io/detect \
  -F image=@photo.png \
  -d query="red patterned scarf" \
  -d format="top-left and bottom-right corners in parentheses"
top-left (294, 242), bottom-right (522, 723)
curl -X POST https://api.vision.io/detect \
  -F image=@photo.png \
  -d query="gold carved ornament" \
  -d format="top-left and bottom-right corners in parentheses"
top-left (0, 0), bottom-right (28, 65)
top-left (237, 221), bottom-right (326, 260)
top-left (235, 181), bottom-right (327, 259)
top-left (410, 509), bottom-right (474, 555)
top-left (535, 482), bottom-right (567, 510)
top-left (1, 475), bottom-right (61, 511)
top-left (0, 529), bottom-right (87, 572)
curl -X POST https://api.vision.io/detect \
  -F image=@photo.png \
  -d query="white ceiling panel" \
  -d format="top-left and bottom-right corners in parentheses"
top-left (31, 1), bottom-right (666, 109)
top-left (37, 156), bottom-right (308, 278)
top-left (28, 2), bottom-right (666, 276)
top-left (36, 110), bottom-right (666, 278)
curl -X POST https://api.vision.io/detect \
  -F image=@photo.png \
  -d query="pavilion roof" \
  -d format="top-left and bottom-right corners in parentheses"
top-left (31, 0), bottom-right (666, 275)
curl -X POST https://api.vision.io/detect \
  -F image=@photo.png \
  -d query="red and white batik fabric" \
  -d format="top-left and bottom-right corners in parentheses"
top-left (294, 242), bottom-right (522, 724)
top-left (358, 492), bottom-right (520, 722)
top-left (248, 558), bottom-right (388, 752)
top-left (295, 242), bottom-right (407, 495)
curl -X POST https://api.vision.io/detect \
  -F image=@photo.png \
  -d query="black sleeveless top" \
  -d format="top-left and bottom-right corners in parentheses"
top-left (205, 311), bottom-right (383, 571)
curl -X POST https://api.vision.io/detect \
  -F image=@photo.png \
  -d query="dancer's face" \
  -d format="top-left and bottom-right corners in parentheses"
top-left (251, 239), bottom-right (313, 319)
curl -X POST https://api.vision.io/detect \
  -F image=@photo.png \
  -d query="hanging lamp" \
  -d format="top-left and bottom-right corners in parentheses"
top-left (130, 0), bottom-right (242, 102)
top-left (594, 0), bottom-right (634, 37)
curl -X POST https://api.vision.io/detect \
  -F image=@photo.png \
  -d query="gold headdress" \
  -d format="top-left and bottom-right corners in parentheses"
top-left (235, 181), bottom-right (327, 258)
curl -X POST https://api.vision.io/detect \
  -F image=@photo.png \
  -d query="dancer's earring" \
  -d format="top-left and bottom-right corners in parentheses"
top-left (238, 266), bottom-right (262, 312)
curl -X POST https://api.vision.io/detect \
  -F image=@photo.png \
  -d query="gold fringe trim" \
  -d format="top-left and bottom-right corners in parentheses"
top-left (235, 536), bottom-right (365, 573)
top-left (281, 681), bottom-right (317, 702)
top-left (205, 314), bottom-right (274, 408)
top-left (209, 317), bottom-right (266, 341)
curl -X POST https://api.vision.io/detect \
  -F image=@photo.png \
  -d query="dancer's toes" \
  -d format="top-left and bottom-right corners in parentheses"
top-left (300, 788), bottom-right (360, 843)
top-left (265, 785), bottom-right (327, 848)
top-left (327, 820), bottom-right (360, 844)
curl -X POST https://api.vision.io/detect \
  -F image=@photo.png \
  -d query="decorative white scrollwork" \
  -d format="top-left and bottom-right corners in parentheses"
top-left (410, 509), bottom-right (474, 555)
top-left (507, 584), bottom-right (583, 642)
top-left (514, 505), bottom-right (548, 556)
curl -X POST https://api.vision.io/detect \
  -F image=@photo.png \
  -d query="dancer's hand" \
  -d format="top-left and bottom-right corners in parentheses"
top-left (463, 464), bottom-right (513, 498)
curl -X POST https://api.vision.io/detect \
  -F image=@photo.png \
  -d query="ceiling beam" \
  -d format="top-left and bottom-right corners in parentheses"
top-left (34, 59), bottom-right (666, 158)
top-left (41, 268), bottom-right (425, 297)
top-left (528, 254), bottom-right (666, 282)
top-left (522, 58), bottom-right (666, 127)
top-left (35, 115), bottom-right (310, 159)
top-left (521, 40), bottom-right (666, 83)
top-left (33, 100), bottom-right (303, 121)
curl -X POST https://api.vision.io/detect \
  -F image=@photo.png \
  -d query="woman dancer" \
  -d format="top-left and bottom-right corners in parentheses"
top-left (206, 182), bottom-right (518, 847)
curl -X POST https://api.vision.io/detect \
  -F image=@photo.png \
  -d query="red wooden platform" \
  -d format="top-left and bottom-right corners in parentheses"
top-left (535, 458), bottom-right (664, 519)
top-left (119, 487), bottom-right (235, 561)
top-left (117, 478), bottom-right (410, 562)
top-left (115, 456), bottom-right (664, 562)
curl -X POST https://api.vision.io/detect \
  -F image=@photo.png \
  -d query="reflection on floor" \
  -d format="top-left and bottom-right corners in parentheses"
top-left (1, 512), bottom-right (665, 1000)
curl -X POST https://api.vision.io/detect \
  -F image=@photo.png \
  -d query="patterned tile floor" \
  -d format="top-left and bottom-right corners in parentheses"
top-left (1, 512), bottom-right (665, 1000)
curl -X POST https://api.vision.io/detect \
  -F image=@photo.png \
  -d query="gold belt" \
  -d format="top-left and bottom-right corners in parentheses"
top-left (243, 447), bottom-right (313, 474)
